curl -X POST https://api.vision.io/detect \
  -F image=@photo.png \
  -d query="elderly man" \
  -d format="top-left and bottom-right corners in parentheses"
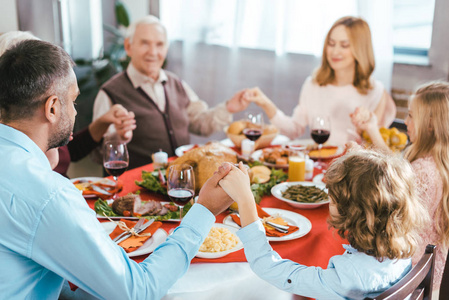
top-left (93, 15), bottom-right (249, 169)
top-left (0, 40), bottom-right (234, 299)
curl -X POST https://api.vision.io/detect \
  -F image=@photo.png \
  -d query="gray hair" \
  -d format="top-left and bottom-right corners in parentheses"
top-left (0, 31), bottom-right (39, 56)
top-left (125, 15), bottom-right (167, 43)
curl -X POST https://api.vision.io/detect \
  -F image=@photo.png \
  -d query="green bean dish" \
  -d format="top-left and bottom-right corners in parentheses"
top-left (281, 185), bottom-right (328, 203)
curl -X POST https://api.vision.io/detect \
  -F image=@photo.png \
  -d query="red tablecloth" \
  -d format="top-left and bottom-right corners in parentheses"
top-left (88, 162), bottom-right (347, 269)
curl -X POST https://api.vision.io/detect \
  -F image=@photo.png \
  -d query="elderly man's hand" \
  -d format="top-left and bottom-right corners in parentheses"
top-left (196, 163), bottom-right (234, 216)
top-left (226, 89), bottom-right (250, 113)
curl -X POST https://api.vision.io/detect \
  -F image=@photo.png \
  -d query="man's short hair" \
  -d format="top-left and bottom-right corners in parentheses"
top-left (0, 40), bottom-right (74, 123)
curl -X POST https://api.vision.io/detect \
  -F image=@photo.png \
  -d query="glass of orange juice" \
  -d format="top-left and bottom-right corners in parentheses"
top-left (288, 149), bottom-right (306, 181)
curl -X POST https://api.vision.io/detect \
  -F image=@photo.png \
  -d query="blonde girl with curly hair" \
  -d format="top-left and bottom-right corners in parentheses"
top-left (219, 150), bottom-right (427, 299)
top-left (353, 82), bottom-right (449, 295)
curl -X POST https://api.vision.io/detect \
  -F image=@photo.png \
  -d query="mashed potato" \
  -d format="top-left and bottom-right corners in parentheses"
top-left (199, 227), bottom-right (239, 253)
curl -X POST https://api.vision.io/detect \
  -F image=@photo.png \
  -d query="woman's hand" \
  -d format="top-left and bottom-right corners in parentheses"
top-left (242, 87), bottom-right (278, 119)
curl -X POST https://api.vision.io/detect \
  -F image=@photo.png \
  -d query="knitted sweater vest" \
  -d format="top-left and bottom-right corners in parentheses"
top-left (101, 70), bottom-right (190, 169)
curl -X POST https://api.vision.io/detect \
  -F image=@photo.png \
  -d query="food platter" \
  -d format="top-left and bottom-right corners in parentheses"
top-left (96, 199), bottom-right (181, 222)
top-left (271, 181), bottom-right (329, 209)
top-left (307, 145), bottom-right (344, 160)
top-left (71, 177), bottom-right (116, 199)
top-left (250, 149), bottom-right (288, 169)
top-left (195, 223), bottom-right (243, 259)
top-left (223, 208), bottom-right (312, 242)
top-left (102, 222), bottom-right (168, 257)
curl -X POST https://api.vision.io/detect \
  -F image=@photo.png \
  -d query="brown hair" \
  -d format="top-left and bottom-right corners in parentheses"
top-left (404, 82), bottom-right (449, 249)
top-left (325, 149), bottom-right (427, 261)
top-left (314, 16), bottom-right (374, 94)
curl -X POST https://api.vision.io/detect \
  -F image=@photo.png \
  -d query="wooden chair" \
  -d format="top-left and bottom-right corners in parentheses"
top-left (364, 244), bottom-right (436, 300)
top-left (440, 249), bottom-right (449, 300)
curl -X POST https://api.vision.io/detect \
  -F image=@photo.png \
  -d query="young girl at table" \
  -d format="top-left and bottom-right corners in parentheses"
top-left (352, 82), bottom-right (449, 295)
top-left (219, 150), bottom-right (427, 299)
top-left (242, 16), bottom-right (396, 146)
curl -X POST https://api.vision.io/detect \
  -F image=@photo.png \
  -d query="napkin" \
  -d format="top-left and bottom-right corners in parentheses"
top-left (230, 205), bottom-right (299, 237)
top-left (80, 181), bottom-right (123, 200)
top-left (109, 219), bottom-right (162, 253)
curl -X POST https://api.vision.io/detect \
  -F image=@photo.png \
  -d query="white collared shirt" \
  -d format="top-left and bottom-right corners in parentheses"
top-left (92, 63), bottom-right (231, 139)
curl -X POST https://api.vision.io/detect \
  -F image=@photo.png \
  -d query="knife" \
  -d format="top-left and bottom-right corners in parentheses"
top-left (115, 219), bottom-right (155, 244)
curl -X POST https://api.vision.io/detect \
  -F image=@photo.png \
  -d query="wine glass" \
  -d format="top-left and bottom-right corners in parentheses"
top-left (242, 112), bottom-right (264, 142)
top-left (103, 141), bottom-right (129, 198)
top-left (310, 115), bottom-right (331, 169)
top-left (167, 164), bottom-right (195, 222)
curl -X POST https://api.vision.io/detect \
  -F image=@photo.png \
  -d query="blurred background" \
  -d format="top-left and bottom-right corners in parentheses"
top-left (1, 0), bottom-right (447, 177)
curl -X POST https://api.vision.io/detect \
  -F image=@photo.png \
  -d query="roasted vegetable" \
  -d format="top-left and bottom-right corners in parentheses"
top-left (282, 185), bottom-right (328, 203)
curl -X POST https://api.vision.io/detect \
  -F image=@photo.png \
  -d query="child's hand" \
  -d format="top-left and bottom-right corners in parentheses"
top-left (219, 162), bottom-right (253, 205)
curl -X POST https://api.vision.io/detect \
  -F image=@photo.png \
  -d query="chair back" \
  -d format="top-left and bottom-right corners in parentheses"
top-left (439, 249), bottom-right (449, 300)
top-left (364, 244), bottom-right (436, 300)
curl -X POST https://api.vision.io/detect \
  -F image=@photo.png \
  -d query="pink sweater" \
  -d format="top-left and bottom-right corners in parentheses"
top-left (411, 155), bottom-right (447, 290)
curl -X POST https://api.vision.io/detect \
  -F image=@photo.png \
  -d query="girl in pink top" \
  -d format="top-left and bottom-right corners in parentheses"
top-left (243, 16), bottom-right (396, 146)
top-left (353, 82), bottom-right (449, 295)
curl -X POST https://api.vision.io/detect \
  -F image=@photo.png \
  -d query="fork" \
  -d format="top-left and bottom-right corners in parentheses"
top-left (113, 218), bottom-right (145, 242)
top-left (232, 213), bottom-right (289, 233)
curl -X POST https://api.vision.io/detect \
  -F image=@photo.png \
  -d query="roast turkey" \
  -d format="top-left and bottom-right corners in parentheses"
top-left (169, 142), bottom-right (238, 192)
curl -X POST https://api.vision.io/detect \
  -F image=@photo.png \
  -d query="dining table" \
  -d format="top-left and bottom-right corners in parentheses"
top-left (85, 144), bottom-right (347, 300)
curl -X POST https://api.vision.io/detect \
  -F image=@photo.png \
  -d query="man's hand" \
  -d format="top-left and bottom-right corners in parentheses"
top-left (226, 90), bottom-right (250, 113)
top-left (196, 163), bottom-right (234, 215)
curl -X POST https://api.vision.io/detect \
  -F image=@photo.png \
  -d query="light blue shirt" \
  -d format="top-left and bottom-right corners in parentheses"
top-left (0, 124), bottom-right (215, 300)
top-left (237, 220), bottom-right (412, 300)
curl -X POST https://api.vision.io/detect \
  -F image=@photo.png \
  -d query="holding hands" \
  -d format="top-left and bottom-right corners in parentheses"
top-left (226, 90), bottom-right (250, 113)
top-left (90, 104), bottom-right (136, 143)
top-left (242, 87), bottom-right (277, 119)
top-left (219, 162), bottom-right (258, 227)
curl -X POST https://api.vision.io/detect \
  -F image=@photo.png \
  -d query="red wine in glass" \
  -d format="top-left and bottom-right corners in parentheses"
top-left (168, 188), bottom-right (194, 206)
top-left (243, 128), bottom-right (262, 141)
top-left (103, 141), bottom-right (129, 199)
top-left (104, 160), bottom-right (129, 177)
top-left (311, 129), bottom-right (330, 144)
top-left (168, 164), bottom-right (195, 222)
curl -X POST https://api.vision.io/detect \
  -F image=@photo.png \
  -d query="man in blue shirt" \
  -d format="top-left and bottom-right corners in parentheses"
top-left (0, 40), bottom-right (234, 299)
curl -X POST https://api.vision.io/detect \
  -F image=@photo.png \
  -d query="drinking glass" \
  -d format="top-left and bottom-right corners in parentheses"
top-left (310, 115), bottom-right (331, 169)
top-left (167, 164), bottom-right (195, 222)
top-left (242, 112), bottom-right (264, 142)
top-left (103, 141), bottom-right (129, 198)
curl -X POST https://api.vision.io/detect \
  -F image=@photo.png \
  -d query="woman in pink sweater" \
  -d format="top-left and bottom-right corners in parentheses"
top-left (243, 16), bottom-right (396, 146)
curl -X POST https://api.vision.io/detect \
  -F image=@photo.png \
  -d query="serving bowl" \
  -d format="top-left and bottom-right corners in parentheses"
top-left (271, 181), bottom-right (329, 209)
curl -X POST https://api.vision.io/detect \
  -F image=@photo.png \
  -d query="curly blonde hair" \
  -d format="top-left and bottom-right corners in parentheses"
top-left (314, 16), bottom-right (374, 95)
top-left (326, 149), bottom-right (428, 261)
top-left (404, 82), bottom-right (449, 250)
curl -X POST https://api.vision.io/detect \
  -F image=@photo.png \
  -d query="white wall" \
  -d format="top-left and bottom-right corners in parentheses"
top-left (0, 0), bottom-right (19, 32)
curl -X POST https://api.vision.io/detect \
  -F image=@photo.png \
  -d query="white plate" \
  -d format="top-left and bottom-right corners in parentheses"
top-left (195, 223), bottom-right (243, 259)
top-left (175, 144), bottom-right (203, 157)
top-left (102, 222), bottom-right (168, 257)
top-left (220, 134), bottom-right (290, 148)
top-left (250, 149), bottom-right (288, 169)
top-left (313, 173), bottom-right (324, 184)
top-left (71, 177), bottom-right (115, 199)
top-left (271, 181), bottom-right (329, 209)
top-left (223, 208), bottom-right (312, 242)
top-left (96, 200), bottom-right (180, 222)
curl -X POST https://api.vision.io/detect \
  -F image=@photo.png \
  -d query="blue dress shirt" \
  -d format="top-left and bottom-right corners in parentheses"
top-left (237, 220), bottom-right (412, 300)
top-left (0, 124), bottom-right (215, 300)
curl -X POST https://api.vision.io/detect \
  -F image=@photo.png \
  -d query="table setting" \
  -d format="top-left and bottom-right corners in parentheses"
top-left (75, 119), bottom-right (349, 299)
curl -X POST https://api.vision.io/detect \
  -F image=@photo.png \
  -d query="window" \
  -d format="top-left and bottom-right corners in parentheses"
top-left (392, 0), bottom-right (435, 61)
